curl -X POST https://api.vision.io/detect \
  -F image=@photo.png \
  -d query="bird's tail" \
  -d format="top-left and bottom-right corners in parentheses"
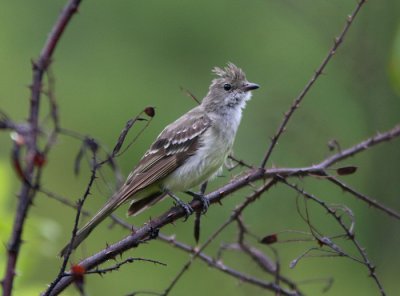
top-left (59, 194), bottom-right (123, 257)
top-left (127, 192), bottom-right (166, 216)
top-left (59, 189), bottom-right (166, 257)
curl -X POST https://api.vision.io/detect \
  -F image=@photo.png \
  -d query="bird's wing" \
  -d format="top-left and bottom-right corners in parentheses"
top-left (114, 111), bottom-right (212, 207)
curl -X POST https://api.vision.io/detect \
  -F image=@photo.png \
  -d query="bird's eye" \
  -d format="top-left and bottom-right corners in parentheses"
top-left (223, 83), bottom-right (232, 91)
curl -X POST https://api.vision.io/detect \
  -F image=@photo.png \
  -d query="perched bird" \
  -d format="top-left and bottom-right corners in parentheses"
top-left (60, 63), bottom-right (259, 256)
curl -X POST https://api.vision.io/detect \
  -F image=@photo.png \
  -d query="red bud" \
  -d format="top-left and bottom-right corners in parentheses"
top-left (33, 151), bottom-right (46, 167)
top-left (337, 166), bottom-right (357, 176)
top-left (71, 264), bottom-right (85, 282)
top-left (144, 106), bottom-right (155, 117)
top-left (260, 234), bottom-right (278, 245)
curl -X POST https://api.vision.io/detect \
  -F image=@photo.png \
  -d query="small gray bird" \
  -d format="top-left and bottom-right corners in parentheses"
top-left (60, 63), bottom-right (259, 256)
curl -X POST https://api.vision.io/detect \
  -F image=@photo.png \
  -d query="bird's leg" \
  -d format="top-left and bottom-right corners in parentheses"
top-left (165, 190), bottom-right (193, 219)
top-left (185, 182), bottom-right (209, 214)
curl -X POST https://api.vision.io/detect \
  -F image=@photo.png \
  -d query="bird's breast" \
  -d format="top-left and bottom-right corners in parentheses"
top-left (162, 126), bottom-right (235, 192)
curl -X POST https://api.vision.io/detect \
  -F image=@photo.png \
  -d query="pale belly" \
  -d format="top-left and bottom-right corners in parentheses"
top-left (162, 129), bottom-right (232, 192)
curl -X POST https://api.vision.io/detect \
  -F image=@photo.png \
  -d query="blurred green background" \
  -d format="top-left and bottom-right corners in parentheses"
top-left (1, 0), bottom-right (400, 295)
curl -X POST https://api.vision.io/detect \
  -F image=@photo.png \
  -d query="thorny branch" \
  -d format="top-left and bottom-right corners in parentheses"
top-left (2, 1), bottom-right (82, 295)
top-left (161, 180), bottom-right (279, 296)
top-left (260, 0), bottom-right (367, 168)
top-left (44, 154), bottom-right (98, 296)
top-left (280, 178), bottom-right (386, 296)
top-left (43, 124), bottom-right (400, 295)
top-left (69, 257), bottom-right (167, 276)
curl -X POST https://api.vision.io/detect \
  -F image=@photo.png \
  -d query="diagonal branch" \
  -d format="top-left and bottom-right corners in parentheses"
top-left (281, 178), bottom-right (386, 296)
top-left (42, 123), bottom-right (400, 295)
top-left (261, 0), bottom-right (367, 168)
top-left (44, 155), bottom-right (97, 296)
top-left (326, 175), bottom-right (400, 219)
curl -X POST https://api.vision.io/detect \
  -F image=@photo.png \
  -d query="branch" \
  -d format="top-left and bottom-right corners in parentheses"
top-left (44, 155), bottom-right (97, 296)
top-left (162, 180), bottom-right (277, 296)
top-left (326, 175), bottom-right (400, 219)
top-left (2, 1), bottom-right (82, 295)
top-left (160, 234), bottom-right (300, 295)
top-left (164, 241), bottom-right (298, 296)
top-left (260, 0), bottom-right (367, 167)
top-left (281, 178), bottom-right (386, 296)
top-left (42, 124), bottom-right (400, 295)
top-left (318, 125), bottom-right (400, 168)
top-left (40, 189), bottom-right (299, 294)
top-left (76, 257), bottom-right (166, 276)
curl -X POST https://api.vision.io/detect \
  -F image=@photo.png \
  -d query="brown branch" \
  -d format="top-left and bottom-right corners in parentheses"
top-left (160, 234), bottom-right (300, 294)
top-left (40, 189), bottom-right (299, 294)
top-left (218, 217), bottom-right (301, 292)
top-left (41, 189), bottom-right (292, 294)
top-left (162, 235), bottom-right (299, 296)
top-left (161, 180), bottom-right (277, 296)
top-left (44, 155), bottom-right (97, 296)
top-left (281, 179), bottom-right (386, 296)
top-left (318, 125), bottom-right (400, 168)
top-left (77, 257), bottom-right (166, 276)
top-left (260, 0), bottom-right (367, 168)
top-left (42, 124), bottom-right (400, 295)
top-left (2, 1), bottom-right (82, 295)
top-left (326, 175), bottom-right (400, 219)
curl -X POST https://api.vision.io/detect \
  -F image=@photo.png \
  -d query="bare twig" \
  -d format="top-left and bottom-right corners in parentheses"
top-left (44, 154), bottom-right (98, 296)
top-left (220, 217), bottom-right (301, 292)
top-left (39, 187), bottom-right (91, 216)
top-left (318, 125), bottom-right (400, 168)
top-left (42, 123), bottom-right (400, 294)
top-left (180, 86), bottom-right (200, 104)
top-left (162, 180), bottom-right (277, 296)
top-left (100, 108), bottom-right (155, 165)
top-left (281, 178), bottom-right (386, 296)
top-left (41, 191), bottom-right (300, 295)
top-left (160, 234), bottom-right (300, 295)
top-left (326, 175), bottom-right (400, 219)
top-left (76, 257), bottom-right (166, 276)
top-left (260, 0), bottom-right (367, 168)
top-left (2, 1), bottom-right (82, 295)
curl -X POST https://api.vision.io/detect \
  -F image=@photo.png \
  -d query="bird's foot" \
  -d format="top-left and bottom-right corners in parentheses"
top-left (166, 190), bottom-right (193, 220)
top-left (185, 191), bottom-right (210, 214)
top-left (179, 202), bottom-right (194, 220)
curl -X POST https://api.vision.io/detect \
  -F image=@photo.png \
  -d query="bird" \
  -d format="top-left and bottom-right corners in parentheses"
top-left (60, 62), bottom-right (259, 256)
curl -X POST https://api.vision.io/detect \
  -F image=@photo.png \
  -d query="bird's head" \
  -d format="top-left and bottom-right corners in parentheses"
top-left (203, 63), bottom-right (259, 112)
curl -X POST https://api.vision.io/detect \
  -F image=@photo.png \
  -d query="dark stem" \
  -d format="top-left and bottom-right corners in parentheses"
top-left (260, 0), bottom-right (367, 168)
top-left (1, 1), bottom-right (82, 295)
top-left (42, 124), bottom-right (400, 295)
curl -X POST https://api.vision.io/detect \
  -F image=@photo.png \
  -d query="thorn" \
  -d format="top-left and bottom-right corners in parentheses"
top-left (369, 265), bottom-right (376, 274)
top-left (31, 59), bottom-right (38, 69)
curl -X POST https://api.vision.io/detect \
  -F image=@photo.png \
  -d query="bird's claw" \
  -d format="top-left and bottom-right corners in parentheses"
top-left (166, 190), bottom-right (193, 220)
top-left (181, 203), bottom-right (194, 220)
top-left (186, 191), bottom-right (209, 214)
top-left (174, 200), bottom-right (193, 220)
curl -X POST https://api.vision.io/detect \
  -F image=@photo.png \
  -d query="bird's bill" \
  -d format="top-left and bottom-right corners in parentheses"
top-left (243, 82), bottom-right (260, 92)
